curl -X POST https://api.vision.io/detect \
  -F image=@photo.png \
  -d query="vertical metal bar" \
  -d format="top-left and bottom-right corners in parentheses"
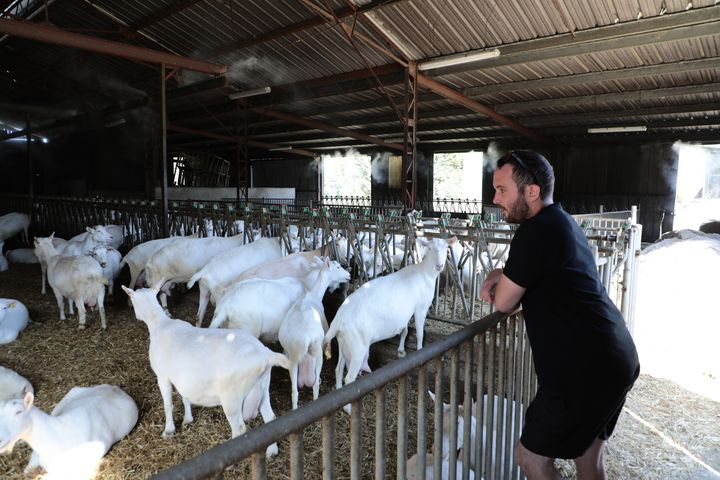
top-left (252, 452), bottom-right (267, 480)
top-left (26, 115), bottom-right (34, 218)
top-left (449, 347), bottom-right (460, 480)
top-left (512, 318), bottom-right (526, 480)
top-left (417, 365), bottom-right (427, 480)
top-left (485, 326), bottom-right (496, 480)
top-left (322, 415), bottom-right (336, 480)
top-left (289, 431), bottom-right (303, 479)
top-left (494, 321), bottom-right (507, 480)
top-left (159, 63), bottom-right (169, 237)
top-left (351, 400), bottom-right (362, 480)
top-left (433, 357), bottom-right (444, 479)
top-left (397, 375), bottom-right (408, 480)
top-left (504, 316), bottom-right (517, 478)
top-left (375, 387), bottom-right (386, 480)
top-left (462, 341), bottom-right (474, 480)
top-left (474, 333), bottom-right (486, 480)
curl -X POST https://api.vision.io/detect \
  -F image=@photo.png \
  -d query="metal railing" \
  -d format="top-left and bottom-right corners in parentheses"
top-left (152, 310), bottom-right (533, 480)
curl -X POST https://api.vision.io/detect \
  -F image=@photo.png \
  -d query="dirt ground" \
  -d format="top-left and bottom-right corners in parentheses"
top-left (1, 262), bottom-right (719, 479)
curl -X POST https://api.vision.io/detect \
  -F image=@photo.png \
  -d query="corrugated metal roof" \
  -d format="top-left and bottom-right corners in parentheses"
top-left (1, 0), bottom-right (719, 151)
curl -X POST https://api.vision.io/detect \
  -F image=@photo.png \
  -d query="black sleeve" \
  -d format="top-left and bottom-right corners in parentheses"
top-left (502, 222), bottom-right (547, 289)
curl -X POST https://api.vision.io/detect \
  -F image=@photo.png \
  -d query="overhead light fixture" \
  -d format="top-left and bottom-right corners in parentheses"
top-left (418, 48), bottom-right (500, 71)
top-left (268, 145), bottom-right (292, 151)
top-left (228, 86), bottom-right (271, 100)
top-left (587, 126), bottom-right (647, 134)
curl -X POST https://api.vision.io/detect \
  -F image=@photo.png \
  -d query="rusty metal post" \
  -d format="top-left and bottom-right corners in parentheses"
top-left (401, 62), bottom-right (418, 212)
top-left (159, 63), bottom-right (169, 237)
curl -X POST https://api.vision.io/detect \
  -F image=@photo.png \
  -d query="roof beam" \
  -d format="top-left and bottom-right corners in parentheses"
top-left (496, 83), bottom-right (720, 114)
top-left (167, 124), bottom-right (317, 158)
top-left (0, 18), bottom-right (227, 75)
top-left (205, 0), bottom-right (407, 59)
top-left (250, 107), bottom-right (404, 151)
top-left (462, 57), bottom-right (720, 97)
top-left (416, 73), bottom-right (544, 142)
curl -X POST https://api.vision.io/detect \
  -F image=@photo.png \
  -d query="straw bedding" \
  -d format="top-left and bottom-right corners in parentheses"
top-left (0, 263), bottom-right (718, 479)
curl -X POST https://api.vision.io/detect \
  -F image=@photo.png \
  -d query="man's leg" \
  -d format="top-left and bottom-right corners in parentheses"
top-left (573, 438), bottom-right (607, 480)
top-left (515, 441), bottom-right (563, 480)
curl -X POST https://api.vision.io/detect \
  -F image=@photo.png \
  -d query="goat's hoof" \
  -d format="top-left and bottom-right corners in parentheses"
top-left (397, 350), bottom-right (406, 358)
top-left (162, 429), bottom-right (176, 438)
top-left (343, 404), bottom-right (352, 415)
top-left (78, 324), bottom-right (86, 330)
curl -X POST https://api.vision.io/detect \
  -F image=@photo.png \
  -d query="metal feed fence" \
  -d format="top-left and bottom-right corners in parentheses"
top-left (152, 310), bottom-right (534, 480)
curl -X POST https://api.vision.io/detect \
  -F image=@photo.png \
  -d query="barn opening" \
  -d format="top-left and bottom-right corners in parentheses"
top-left (321, 151), bottom-right (371, 198)
top-left (673, 142), bottom-right (720, 230)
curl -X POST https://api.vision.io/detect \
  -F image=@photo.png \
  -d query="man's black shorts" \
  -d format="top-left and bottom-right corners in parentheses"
top-left (520, 382), bottom-right (634, 459)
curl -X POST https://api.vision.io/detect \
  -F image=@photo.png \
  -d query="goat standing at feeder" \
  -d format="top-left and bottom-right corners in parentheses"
top-left (324, 237), bottom-right (455, 397)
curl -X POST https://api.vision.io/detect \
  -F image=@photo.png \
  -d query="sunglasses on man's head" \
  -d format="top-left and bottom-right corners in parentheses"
top-left (508, 151), bottom-right (539, 186)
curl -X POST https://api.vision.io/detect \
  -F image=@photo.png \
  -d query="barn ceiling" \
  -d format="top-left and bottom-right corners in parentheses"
top-left (1, 0), bottom-right (719, 156)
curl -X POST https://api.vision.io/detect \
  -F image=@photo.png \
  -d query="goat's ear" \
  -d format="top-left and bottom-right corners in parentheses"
top-left (121, 285), bottom-right (133, 297)
top-left (447, 236), bottom-right (458, 245)
top-left (49, 232), bottom-right (55, 240)
top-left (87, 226), bottom-right (94, 233)
top-left (23, 391), bottom-right (34, 410)
top-left (428, 390), bottom-right (436, 402)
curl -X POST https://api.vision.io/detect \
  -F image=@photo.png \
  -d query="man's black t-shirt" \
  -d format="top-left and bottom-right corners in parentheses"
top-left (503, 203), bottom-right (639, 391)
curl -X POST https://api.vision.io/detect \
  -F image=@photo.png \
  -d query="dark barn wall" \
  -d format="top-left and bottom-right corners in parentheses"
top-left (251, 157), bottom-right (319, 203)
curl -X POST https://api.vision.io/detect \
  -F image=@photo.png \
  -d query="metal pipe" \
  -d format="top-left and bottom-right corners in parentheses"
top-left (416, 73), bottom-right (544, 142)
top-left (160, 64), bottom-right (169, 237)
top-left (397, 376), bottom-right (408, 480)
top-left (375, 387), bottom-right (386, 480)
top-left (322, 415), bottom-right (336, 480)
top-left (289, 432), bottom-right (303, 479)
top-left (433, 358), bottom-right (444, 479)
top-left (250, 107), bottom-right (404, 151)
top-left (417, 365), bottom-right (427, 480)
top-left (0, 18), bottom-right (226, 75)
top-left (350, 400), bottom-right (362, 480)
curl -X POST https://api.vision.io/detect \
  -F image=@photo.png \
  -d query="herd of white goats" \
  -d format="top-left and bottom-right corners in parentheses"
top-left (0, 210), bottom-right (497, 479)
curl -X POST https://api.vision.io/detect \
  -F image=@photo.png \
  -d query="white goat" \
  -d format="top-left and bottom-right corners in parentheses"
top-left (0, 298), bottom-right (30, 344)
top-left (36, 236), bottom-right (69, 295)
top-left (209, 258), bottom-right (350, 344)
top-left (68, 224), bottom-right (124, 250)
top-left (123, 284), bottom-right (290, 457)
top-left (0, 384), bottom-right (138, 479)
top-left (144, 233), bottom-right (252, 308)
top-left (278, 259), bottom-right (335, 409)
top-left (324, 237), bottom-right (456, 400)
top-left (61, 226), bottom-right (112, 257)
top-left (0, 212), bottom-right (30, 243)
top-left (5, 247), bottom-right (39, 264)
top-left (187, 237), bottom-right (286, 326)
top-left (0, 365), bottom-right (33, 401)
top-left (34, 235), bottom-right (108, 329)
top-left (88, 246), bottom-right (122, 296)
top-left (119, 234), bottom-right (196, 290)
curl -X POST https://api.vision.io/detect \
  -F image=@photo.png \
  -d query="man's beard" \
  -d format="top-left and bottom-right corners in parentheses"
top-left (504, 195), bottom-right (530, 223)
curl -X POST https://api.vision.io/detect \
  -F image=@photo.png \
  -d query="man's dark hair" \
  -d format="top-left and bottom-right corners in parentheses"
top-left (497, 150), bottom-right (555, 200)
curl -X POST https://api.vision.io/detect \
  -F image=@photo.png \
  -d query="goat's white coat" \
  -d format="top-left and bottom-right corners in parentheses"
top-left (68, 224), bottom-right (124, 250)
top-left (0, 365), bottom-right (33, 401)
top-left (5, 248), bottom-right (39, 264)
top-left (187, 237), bottom-right (285, 326)
top-left (144, 233), bottom-right (249, 308)
top-left (406, 451), bottom-right (476, 480)
top-left (0, 384), bottom-right (138, 479)
top-left (119, 234), bottom-right (195, 290)
top-left (278, 260), bottom-right (336, 409)
top-left (34, 236), bottom-right (108, 329)
top-left (0, 298), bottom-right (30, 344)
top-left (60, 226), bottom-right (112, 257)
top-left (210, 259), bottom-right (349, 344)
top-left (324, 237), bottom-right (455, 401)
top-left (0, 212), bottom-right (30, 243)
top-left (88, 246), bottom-right (122, 296)
top-left (123, 285), bottom-right (291, 457)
